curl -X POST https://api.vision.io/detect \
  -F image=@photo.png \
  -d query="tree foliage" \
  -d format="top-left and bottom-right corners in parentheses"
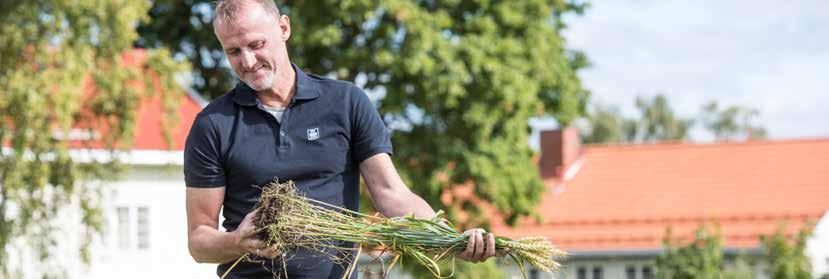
top-left (584, 96), bottom-right (769, 144)
top-left (657, 223), bottom-right (816, 279)
top-left (583, 94), bottom-right (692, 144)
top-left (656, 224), bottom-right (729, 279)
top-left (136, 1), bottom-right (231, 97)
top-left (139, 0), bottom-right (590, 229)
top-left (0, 1), bottom-right (186, 277)
top-left (632, 94), bottom-right (693, 143)
top-left (581, 104), bottom-right (635, 144)
top-left (701, 101), bottom-right (767, 141)
top-left (761, 224), bottom-right (813, 279)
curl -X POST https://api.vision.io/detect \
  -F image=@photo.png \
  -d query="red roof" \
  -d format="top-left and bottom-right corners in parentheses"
top-left (130, 87), bottom-right (202, 151)
top-left (49, 50), bottom-right (203, 152)
top-left (492, 139), bottom-right (829, 251)
top-left (100, 50), bottom-right (203, 151)
top-left (3, 50), bottom-right (202, 153)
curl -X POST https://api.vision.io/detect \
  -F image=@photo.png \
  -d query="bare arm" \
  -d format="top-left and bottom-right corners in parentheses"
top-left (185, 187), bottom-right (276, 263)
top-left (359, 153), bottom-right (436, 219)
top-left (359, 153), bottom-right (500, 262)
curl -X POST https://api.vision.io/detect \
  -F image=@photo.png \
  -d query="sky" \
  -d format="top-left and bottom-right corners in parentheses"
top-left (558, 0), bottom-right (829, 141)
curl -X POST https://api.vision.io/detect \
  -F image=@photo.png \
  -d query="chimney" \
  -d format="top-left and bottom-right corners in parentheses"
top-left (539, 127), bottom-right (581, 180)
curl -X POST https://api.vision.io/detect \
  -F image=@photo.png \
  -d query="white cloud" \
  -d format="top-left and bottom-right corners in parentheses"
top-left (563, 0), bottom-right (829, 139)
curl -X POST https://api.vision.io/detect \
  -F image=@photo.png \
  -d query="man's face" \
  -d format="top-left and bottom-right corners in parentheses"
top-left (214, 5), bottom-right (290, 91)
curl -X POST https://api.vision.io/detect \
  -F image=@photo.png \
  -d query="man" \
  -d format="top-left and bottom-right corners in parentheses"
top-left (184, 0), bottom-right (499, 278)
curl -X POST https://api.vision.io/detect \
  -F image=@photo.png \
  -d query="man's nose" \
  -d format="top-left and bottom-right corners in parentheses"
top-left (241, 50), bottom-right (256, 70)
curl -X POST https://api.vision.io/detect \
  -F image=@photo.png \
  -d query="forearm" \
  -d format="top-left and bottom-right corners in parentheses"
top-left (360, 153), bottom-right (437, 219)
top-left (374, 188), bottom-right (436, 219)
top-left (188, 225), bottom-right (245, 264)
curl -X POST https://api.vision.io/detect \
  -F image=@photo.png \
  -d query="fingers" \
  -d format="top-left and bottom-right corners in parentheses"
top-left (485, 233), bottom-right (496, 258)
top-left (472, 230), bottom-right (484, 262)
top-left (233, 209), bottom-right (273, 257)
top-left (252, 244), bottom-right (280, 258)
top-left (245, 239), bottom-right (280, 258)
top-left (457, 229), bottom-right (504, 263)
top-left (245, 239), bottom-right (267, 251)
top-left (457, 230), bottom-right (476, 260)
top-left (262, 245), bottom-right (280, 258)
top-left (238, 225), bottom-right (257, 239)
top-left (239, 210), bottom-right (260, 238)
top-left (459, 229), bottom-right (486, 263)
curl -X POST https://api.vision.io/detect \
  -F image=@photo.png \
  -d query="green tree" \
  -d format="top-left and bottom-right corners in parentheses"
top-left (137, 1), bottom-right (232, 98)
top-left (583, 94), bottom-right (692, 144)
top-left (633, 94), bottom-right (693, 142)
top-left (656, 224), bottom-right (755, 279)
top-left (582, 104), bottom-right (637, 144)
top-left (656, 223), bottom-right (818, 279)
top-left (0, 1), bottom-right (186, 277)
top-left (761, 224), bottom-right (813, 279)
top-left (140, 0), bottom-right (590, 230)
top-left (656, 225), bottom-right (726, 279)
top-left (701, 101), bottom-right (767, 141)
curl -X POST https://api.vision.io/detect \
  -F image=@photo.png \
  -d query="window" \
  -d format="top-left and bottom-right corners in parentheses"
top-left (593, 266), bottom-right (604, 279)
top-left (117, 207), bottom-right (130, 249)
top-left (116, 205), bottom-right (151, 250)
top-left (577, 267), bottom-right (587, 279)
top-left (626, 265), bottom-right (637, 279)
top-left (137, 206), bottom-right (150, 250)
top-left (642, 266), bottom-right (653, 279)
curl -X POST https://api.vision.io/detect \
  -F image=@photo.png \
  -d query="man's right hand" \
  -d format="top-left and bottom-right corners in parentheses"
top-left (187, 187), bottom-right (280, 263)
top-left (234, 210), bottom-right (280, 258)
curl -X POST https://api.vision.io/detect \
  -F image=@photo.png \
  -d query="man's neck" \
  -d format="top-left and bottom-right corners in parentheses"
top-left (257, 64), bottom-right (296, 108)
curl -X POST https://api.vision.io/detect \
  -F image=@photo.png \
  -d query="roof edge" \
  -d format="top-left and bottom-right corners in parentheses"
top-left (567, 247), bottom-right (763, 260)
top-left (69, 149), bottom-right (183, 166)
top-left (2, 147), bottom-right (182, 166)
top-left (584, 137), bottom-right (829, 153)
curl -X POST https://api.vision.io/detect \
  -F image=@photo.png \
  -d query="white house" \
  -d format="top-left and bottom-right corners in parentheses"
top-left (491, 128), bottom-right (829, 279)
top-left (5, 50), bottom-right (220, 278)
top-left (74, 73), bottom-right (218, 278)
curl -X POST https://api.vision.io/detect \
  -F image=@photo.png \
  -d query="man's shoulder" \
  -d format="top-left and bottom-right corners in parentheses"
top-left (191, 89), bottom-right (238, 130)
top-left (304, 72), bottom-right (363, 98)
top-left (198, 90), bottom-right (237, 116)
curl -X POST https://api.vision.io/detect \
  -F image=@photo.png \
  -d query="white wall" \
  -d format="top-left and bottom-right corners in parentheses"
top-left (807, 212), bottom-right (829, 278)
top-left (558, 259), bottom-right (656, 279)
top-left (528, 256), bottom-right (771, 279)
top-left (80, 166), bottom-right (217, 278)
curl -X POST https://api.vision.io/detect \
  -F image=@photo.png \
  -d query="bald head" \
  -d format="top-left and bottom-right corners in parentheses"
top-left (213, 0), bottom-right (281, 30)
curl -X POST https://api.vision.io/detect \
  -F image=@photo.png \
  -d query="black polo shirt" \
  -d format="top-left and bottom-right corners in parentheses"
top-left (183, 64), bottom-right (392, 278)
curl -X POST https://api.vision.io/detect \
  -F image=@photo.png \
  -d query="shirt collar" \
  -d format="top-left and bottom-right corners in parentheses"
top-left (232, 63), bottom-right (320, 107)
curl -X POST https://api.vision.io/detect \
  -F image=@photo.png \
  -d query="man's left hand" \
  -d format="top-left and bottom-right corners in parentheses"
top-left (456, 228), bottom-right (505, 263)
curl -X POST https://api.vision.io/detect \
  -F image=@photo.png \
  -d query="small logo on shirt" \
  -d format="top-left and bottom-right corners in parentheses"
top-left (306, 128), bottom-right (320, 141)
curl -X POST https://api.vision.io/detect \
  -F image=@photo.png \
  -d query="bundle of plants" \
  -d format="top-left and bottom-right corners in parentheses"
top-left (232, 180), bottom-right (566, 279)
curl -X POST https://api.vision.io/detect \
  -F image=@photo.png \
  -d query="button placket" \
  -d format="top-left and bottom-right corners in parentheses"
top-left (279, 107), bottom-right (289, 147)
top-left (256, 103), bottom-right (288, 147)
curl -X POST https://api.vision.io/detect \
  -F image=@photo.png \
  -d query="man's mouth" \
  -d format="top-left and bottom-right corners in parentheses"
top-left (247, 67), bottom-right (268, 76)
top-left (247, 64), bottom-right (269, 73)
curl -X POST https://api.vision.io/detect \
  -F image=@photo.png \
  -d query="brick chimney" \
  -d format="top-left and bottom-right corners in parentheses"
top-left (539, 127), bottom-right (581, 180)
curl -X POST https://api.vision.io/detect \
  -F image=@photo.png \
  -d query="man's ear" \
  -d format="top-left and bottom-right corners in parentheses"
top-left (279, 15), bottom-right (291, 42)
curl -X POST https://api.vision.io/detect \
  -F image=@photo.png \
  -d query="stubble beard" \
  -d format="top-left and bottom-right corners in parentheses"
top-left (243, 72), bottom-right (274, 91)
top-left (244, 73), bottom-right (273, 91)
top-left (242, 63), bottom-right (278, 91)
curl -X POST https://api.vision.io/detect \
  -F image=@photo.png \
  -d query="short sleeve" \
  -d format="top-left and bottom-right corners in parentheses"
top-left (349, 85), bottom-right (393, 163)
top-left (183, 113), bottom-right (226, 187)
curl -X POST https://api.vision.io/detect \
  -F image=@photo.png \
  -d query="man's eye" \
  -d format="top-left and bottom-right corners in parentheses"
top-left (227, 49), bottom-right (240, 56)
top-left (252, 41), bottom-right (265, 49)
